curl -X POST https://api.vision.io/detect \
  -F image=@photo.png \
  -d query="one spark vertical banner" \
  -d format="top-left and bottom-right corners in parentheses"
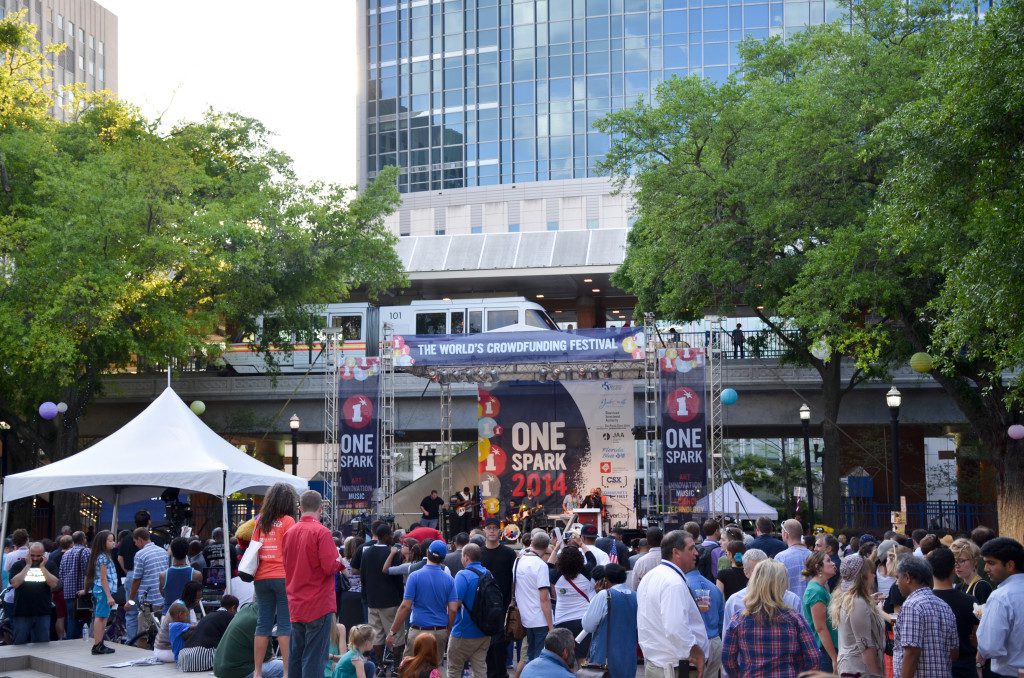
top-left (659, 348), bottom-right (708, 515)
top-left (337, 357), bottom-right (380, 509)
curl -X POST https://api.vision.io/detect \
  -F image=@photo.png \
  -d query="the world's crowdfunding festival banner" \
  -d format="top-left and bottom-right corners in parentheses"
top-left (337, 357), bottom-right (380, 508)
top-left (659, 348), bottom-right (707, 514)
top-left (387, 327), bottom-right (646, 367)
top-left (476, 379), bottom-right (636, 528)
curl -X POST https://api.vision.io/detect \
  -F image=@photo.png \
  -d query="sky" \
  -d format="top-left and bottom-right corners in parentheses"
top-left (99, 1), bottom-right (359, 186)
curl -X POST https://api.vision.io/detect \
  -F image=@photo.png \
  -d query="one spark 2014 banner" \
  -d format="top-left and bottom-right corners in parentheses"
top-left (659, 348), bottom-right (707, 513)
top-left (337, 357), bottom-right (380, 508)
top-left (476, 380), bottom-right (636, 528)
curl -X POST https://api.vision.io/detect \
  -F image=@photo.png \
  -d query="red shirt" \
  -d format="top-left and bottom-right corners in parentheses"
top-left (282, 515), bottom-right (342, 623)
top-left (405, 527), bottom-right (444, 543)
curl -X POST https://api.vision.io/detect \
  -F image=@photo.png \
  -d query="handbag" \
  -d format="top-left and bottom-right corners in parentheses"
top-left (237, 520), bottom-right (263, 583)
top-left (576, 589), bottom-right (613, 678)
top-left (74, 591), bottom-right (94, 623)
top-left (504, 556), bottom-right (526, 641)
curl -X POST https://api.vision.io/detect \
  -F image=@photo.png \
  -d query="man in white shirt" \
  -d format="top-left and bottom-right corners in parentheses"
top-left (977, 537), bottom-right (1024, 677)
top-left (637, 530), bottom-right (708, 678)
top-left (773, 519), bottom-right (812, 599)
top-left (580, 525), bottom-right (609, 567)
top-left (632, 528), bottom-right (664, 591)
top-left (515, 532), bottom-right (554, 663)
top-left (721, 549), bottom-right (802, 649)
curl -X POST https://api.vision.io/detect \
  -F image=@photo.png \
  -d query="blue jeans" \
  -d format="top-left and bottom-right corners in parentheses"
top-left (363, 658), bottom-right (377, 678)
top-left (245, 659), bottom-right (285, 678)
top-left (524, 627), bottom-right (548, 662)
top-left (64, 599), bottom-right (83, 640)
top-left (254, 578), bottom-right (291, 637)
top-left (422, 518), bottom-right (439, 529)
top-left (13, 615), bottom-right (50, 644)
top-left (288, 612), bottom-right (333, 678)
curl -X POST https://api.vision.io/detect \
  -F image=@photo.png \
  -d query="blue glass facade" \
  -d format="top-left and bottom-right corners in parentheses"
top-left (364, 0), bottom-right (845, 193)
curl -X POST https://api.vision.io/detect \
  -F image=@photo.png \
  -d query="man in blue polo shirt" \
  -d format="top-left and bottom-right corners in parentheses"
top-left (446, 543), bottom-right (490, 678)
top-left (386, 540), bottom-right (456, 659)
top-left (683, 543), bottom-right (725, 678)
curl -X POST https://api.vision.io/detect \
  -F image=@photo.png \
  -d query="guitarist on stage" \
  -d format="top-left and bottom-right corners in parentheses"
top-left (516, 488), bottom-right (545, 533)
top-left (452, 486), bottom-right (475, 532)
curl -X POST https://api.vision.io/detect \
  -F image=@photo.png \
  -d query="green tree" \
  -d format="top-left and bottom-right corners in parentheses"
top-left (597, 0), bottom-right (952, 527)
top-left (0, 14), bottom-right (406, 524)
top-left (727, 450), bottom-right (809, 518)
top-left (796, 0), bottom-right (1024, 536)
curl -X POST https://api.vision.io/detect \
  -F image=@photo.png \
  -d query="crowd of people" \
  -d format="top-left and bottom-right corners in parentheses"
top-left (1, 489), bottom-right (1022, 678)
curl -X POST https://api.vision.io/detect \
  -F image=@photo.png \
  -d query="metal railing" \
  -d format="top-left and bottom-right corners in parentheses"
top-left (660, 328), bottom-right (802, 360)
top-left (841, 499), bottom-right (997, 533)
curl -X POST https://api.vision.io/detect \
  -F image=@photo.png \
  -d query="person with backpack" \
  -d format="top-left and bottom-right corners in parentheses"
top-left (684, 534), bottom-right (725, 678)
top-left (445, 543), bottom-right (499, 678)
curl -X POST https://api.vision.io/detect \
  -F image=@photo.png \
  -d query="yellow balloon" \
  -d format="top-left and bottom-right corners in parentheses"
top-left (478, 438), bottom-right (491, 462)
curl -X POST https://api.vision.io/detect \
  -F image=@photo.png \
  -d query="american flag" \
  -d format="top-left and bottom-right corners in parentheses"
top-left (608, 539), bottom-right (619, 565)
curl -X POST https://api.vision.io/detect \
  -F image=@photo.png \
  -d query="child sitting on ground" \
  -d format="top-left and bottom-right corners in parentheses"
top-left (334, 624), bottom-right (375, 678)
top-left (154, 602), bottom-right (193, 663)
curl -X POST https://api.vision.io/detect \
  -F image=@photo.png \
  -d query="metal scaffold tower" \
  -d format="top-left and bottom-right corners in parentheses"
top-left (378, 325), bottom-right (397, 518)
top-left (705, 316), bottom-right (725, 515)
top-left (642, 312), bottom-right (663, 523)
top-left (439, 381), bottom-right (454, 520)
top-left (321, 328), bottom-right (342, 530)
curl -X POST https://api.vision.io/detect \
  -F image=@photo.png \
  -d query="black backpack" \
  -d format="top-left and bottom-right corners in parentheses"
top-left (467, 567), bottom-right (505, 636)
top-left (696, 543), bottom-right (715, 581)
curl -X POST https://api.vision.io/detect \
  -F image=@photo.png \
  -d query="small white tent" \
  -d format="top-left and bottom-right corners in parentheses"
top-left (694, 480), bottom-right (779, 520)
top-left (0, 387), bottom-right (308, 592)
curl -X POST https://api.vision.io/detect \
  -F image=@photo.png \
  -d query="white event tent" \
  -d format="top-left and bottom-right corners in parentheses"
top-left (694, 480), bottom-right (779, 520)
top-left (0, 387), bottom-right (308, 592)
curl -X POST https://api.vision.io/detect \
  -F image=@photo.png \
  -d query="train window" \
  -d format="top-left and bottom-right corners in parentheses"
top-left (416, 312), bottom-right (447, 334)
top-left (262, 317), bottom-right (292, 344)
top-left (451, 311), bottom-right (465, 334)
top-left (487, 309), bottom-right (518, 331)
top-left (331, 315), bottom-right (363, 341)
top-left (469, 310), bottom-right (483, 334)
top-left (525, 308), bottom-right (558, 329)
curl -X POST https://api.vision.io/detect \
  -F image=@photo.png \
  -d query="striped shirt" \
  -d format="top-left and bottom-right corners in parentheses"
top-left (132, 542), bottom-right (168, 604)
top-left (774, 546), bottom-right (811, 600)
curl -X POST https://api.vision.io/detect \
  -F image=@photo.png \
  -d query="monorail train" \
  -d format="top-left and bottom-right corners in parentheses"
top-left (223, 297), bottom-right (558, 374)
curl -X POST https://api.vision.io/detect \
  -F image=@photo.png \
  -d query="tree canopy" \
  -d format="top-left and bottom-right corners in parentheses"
top-left (0, 12), bottom-right (406, 483)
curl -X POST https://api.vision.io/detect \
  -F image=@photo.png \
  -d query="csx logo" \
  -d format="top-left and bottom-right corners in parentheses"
top-left (602, 476), bottom-right (627, 487)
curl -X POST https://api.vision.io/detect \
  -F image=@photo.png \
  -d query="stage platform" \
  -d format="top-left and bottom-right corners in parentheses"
top-left (0, 641), bottom-right (183, 677)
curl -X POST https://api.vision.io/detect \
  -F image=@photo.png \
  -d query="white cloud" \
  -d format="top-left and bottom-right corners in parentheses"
top-left (99, 0), bottom-right (358, 186)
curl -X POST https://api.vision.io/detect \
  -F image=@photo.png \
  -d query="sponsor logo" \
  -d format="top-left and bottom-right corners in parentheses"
top-left (602, 431), bottom-right (626, 441)
top-left (599, 461), bottom-right (612, 474)
top-left (602, 476), bottom-right (628, 488)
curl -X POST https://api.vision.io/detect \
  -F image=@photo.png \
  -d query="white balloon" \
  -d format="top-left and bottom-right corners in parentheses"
top-left (56, 402), bottom-right (68, 413)
top-left (810, 340), bottom-right (831, 361)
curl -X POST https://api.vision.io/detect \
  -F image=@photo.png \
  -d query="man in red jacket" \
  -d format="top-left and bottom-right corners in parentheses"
top-left (282, 490), bottom-right (343, 678)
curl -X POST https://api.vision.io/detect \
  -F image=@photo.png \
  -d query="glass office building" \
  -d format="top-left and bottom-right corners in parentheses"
top-left (361, 0), bottom-right (848, 195)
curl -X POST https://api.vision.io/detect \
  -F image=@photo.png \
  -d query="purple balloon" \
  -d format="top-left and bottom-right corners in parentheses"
top-left (1009, 424), bottom-right (1024, 441)
top-left (38, 401), bottom-right (59, 420)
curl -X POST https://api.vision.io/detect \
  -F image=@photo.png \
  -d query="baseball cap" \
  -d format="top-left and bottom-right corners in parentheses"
top-left (427, 540), bottom-right (448, 558)
top-left (581, 524), bottom-right (598, 537)
top-left (483, 517), bottom-right (500, 528)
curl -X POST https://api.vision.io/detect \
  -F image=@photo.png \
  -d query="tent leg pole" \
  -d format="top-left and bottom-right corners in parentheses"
top-left (111, 488), bottom-right (121, 535)
top-left (221, 490), bottom-right (231, 596)
top-left (0, 499), bottom-right (8, 562)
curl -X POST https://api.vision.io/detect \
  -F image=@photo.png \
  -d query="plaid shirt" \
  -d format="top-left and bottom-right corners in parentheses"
top-left (894, 587), bottom-right (959, 678)
top-left (722, 608), bottom-right (822, 678)
top-left (58, 544), bottom-right (90, 598)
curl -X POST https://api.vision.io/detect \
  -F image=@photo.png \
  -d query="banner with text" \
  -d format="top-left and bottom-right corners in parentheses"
top-left (337, 357), bottom-right (380, 508)
top-left (477, 380), bottom-right (636, 529)
top-left (387, 327), bottom-right (646, 367)
top-left (659, 348), bottom-right (707, 514)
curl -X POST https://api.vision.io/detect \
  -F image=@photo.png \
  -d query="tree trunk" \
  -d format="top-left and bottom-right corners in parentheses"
top-left (51, 371), bottom-right (94, 530)
top-left (819, 358), bottom-right (843, 529)
top-left (997, 443), bottom-right (1024, 537)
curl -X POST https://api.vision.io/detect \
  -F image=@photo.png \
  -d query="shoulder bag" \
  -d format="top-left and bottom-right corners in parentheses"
top-left (503, 555), bottom-right (526, 641)
top-left (576, 589), bottom-right (612, 678)
top-left (237, 518), bottom-right (263, 583)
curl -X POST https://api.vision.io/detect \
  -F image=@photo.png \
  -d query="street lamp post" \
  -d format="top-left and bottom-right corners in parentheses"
top-left (886, 387), bottom-right (902, 508)
top-left (799, 404), bottom-right (814, 527)
top-left (289, 414), bottom-right (300, 476)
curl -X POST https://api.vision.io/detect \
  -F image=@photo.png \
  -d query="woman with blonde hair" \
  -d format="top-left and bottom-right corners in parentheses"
top-left (723, 559), bottom-right (822, 678)
top-left (830, 554), bottom-right (885, 678)
top-left (950, 537), bottom-right (993, 604)
top-left (802, 550), bottom-right (839, 672)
